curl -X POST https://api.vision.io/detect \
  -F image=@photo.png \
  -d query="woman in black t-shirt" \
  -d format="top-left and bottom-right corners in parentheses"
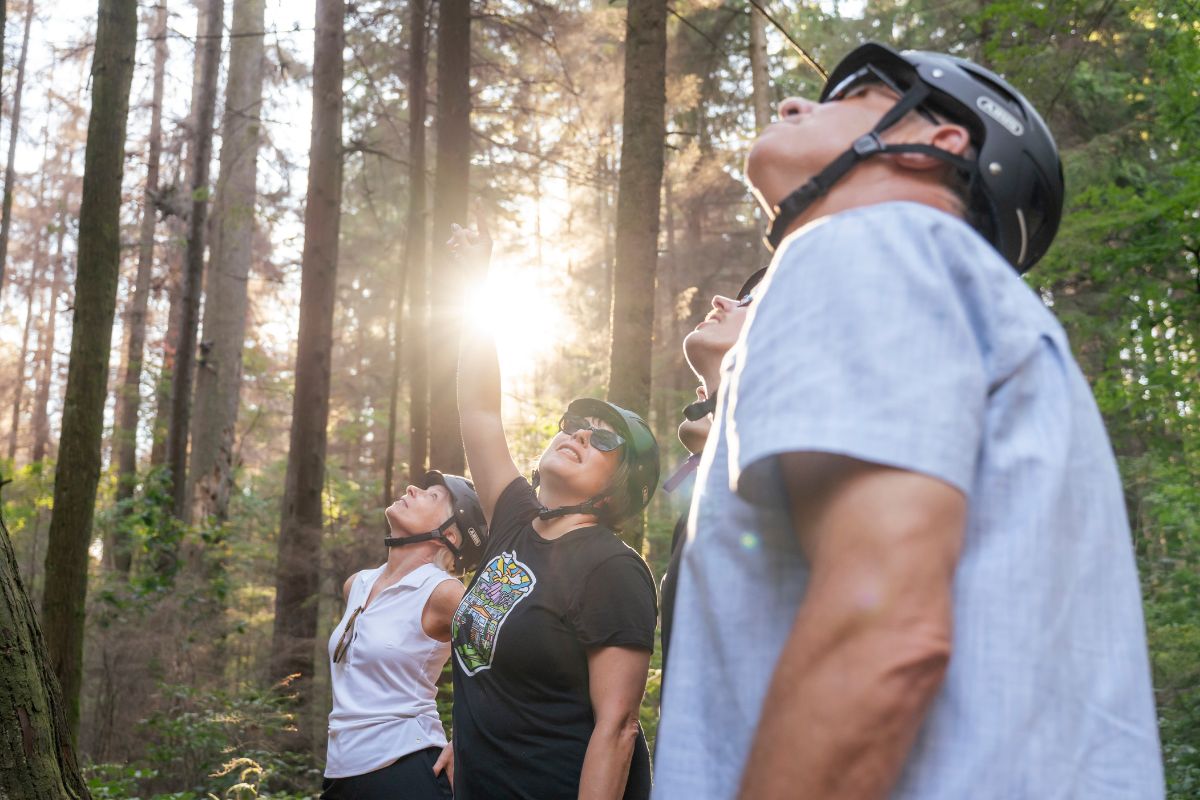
top-left (447, 220), bottom-right (661, 799)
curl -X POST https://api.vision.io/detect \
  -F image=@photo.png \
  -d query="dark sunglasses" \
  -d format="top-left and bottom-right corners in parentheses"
top-left (826, 64), bottom-right (941, 126)
top-left (558, 413), bottom-right (625, 452)
top-left (332, 605), bottom-right (364, 664)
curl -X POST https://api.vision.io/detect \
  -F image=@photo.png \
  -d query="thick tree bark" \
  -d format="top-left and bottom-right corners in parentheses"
top-left (111, 2), bottom-right (169, 573)
top-left (41, 0), bottom-right (139, 743)
top-left (748, 6), bottom-right (772, 131)
top-left (0, 0), bottom-right (34, 295)
top-left (188, 0), bottom-right (266, 523)
top-left (0, 486), bottom-right (91, 800)
top-left (402, 0), bottom-right (429, 490)
top-left (428, 0), bottom-right (471, 475)
top-left (166, 0), bottom-right (224, 525)
top-left (607, 0), bottom-right (667, 549)
top-left (270, 0), bottom-right (344, 733)
top-left (607, 0), bottom-right (667, 415)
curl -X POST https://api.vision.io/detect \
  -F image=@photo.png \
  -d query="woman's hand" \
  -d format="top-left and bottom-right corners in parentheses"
top-left (447, 203), bottom-right (493, 277)
top-left (433, 742), bottom-right (455, 789)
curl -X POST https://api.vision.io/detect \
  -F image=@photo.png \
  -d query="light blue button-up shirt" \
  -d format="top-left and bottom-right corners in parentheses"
top-left (653, 202), bottom-right (1163, 799)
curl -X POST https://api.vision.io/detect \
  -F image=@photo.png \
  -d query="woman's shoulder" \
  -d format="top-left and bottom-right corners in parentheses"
top-left (486, 475), bottom-right (541, 541)
top-left (575, 527), bottom-right (654, 581)
top-left (342, 563), bottom-right (384, 601)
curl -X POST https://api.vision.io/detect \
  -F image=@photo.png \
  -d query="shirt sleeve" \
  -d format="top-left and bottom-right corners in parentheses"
top-left (487, 476), bottom-right (542, 547)
top-left (573, 553), bottom-right (658, 652)
top-left (728, 205), bottom-right (988, 507)
top-left (489, 474), bottom-right (542, 532)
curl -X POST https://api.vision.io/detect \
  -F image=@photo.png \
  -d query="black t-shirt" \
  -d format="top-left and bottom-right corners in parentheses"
top-left (658, 514), bottom-right (688, 682)
top-left (451, 477), bottom-right (657, 800)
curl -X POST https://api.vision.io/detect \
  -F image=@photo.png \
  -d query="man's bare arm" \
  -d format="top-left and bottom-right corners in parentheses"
top-left (737, 454), bottom-right (965, 799)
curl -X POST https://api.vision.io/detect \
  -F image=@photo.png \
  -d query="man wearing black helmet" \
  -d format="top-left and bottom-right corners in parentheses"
top-left (654, 43), bottom-right (1163, 799)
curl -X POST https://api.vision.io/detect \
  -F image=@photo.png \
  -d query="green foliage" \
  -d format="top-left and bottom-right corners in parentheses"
top-left (134, 682), bottom-right (319, 797)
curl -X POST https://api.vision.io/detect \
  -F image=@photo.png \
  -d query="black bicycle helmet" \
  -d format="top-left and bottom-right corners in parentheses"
top-left (765, 42), bottom-right (1064, 273)
top-left (383, 470), bottom-right (489, 572)
top-left (537, 398), bottom-right (660, 525)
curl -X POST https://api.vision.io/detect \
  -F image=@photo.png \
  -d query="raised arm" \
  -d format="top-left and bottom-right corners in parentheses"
top-left (737, 453), bottom-right (965, 799)
top-left (450, 216), bottom-right (520, 521)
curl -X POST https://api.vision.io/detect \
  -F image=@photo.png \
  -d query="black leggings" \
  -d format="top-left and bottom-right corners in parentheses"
top-left (320, 747), bottom-right (453, 800)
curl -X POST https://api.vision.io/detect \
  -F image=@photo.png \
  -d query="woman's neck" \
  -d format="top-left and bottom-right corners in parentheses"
top-left (532, 484), bottom-right (602, 540)
top-left (382, 539), bottom-right (439, 577)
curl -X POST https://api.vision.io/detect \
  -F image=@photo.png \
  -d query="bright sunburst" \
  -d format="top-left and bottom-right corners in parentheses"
top-left (463, 255), bottom-right (571, 380)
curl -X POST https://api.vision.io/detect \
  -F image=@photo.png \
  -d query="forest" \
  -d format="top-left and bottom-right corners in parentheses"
top-left (0, 0), bottom-right (1196, 797)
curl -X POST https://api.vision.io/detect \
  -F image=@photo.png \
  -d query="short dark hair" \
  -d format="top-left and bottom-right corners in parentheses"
top-left (597, 455), bottom-right (635, 530)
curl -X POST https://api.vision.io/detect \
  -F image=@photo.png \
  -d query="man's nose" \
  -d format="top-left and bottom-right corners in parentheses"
top-left (712, 294), bottom-right (735, 312)
top-left (778, 96), bottom-right (817, 120)
top-left (573, 428), bottom-right (591, 447)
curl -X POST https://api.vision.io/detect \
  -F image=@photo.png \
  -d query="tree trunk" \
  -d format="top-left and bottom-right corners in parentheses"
top-left (748, 6), bottom-right (772, 131)
top-left (0, 0), bottom-right (34, 295)
top-left (9, 122), bottom-right (54, 463)
top-left (270, 0), bottom-right (344, 737)
top-left (402, 0), bottom-right (429, 489)
top-left (31, 215), bottom-right (68, 464)
top-left (607, 0), bottom-right (667, 549)
top-left (150, 215), bottom-right (186, 467)
top-left (0, 485), bottom-right (91, 800)
top-left (607, 0), bottom-right (667, 414)
top-left (41, 0), bottom-right (139, 744)
top-left (165, 0), bottom-right (224, 525)
top-left (188, 0), bottom-right (265, 524)
top-left (8, 273), bottom-right (38, 462)
top-left (428, 0), bottom-right (471, 475)
top-left (111, 2), bottom-right (169, 571)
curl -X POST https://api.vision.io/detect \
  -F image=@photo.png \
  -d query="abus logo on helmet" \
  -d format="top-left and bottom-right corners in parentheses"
top-left (976, 96), bottom-right (1024, 136)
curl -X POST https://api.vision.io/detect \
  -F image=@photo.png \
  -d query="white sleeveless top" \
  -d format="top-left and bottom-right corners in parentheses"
top-left (325, 562), bottom-right (458, 778)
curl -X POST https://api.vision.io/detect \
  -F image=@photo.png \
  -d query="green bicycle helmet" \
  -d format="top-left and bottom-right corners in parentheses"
top-left (537, 398), bottom-right (661, 526)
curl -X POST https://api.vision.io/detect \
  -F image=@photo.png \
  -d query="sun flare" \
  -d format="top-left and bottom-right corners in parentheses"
top-left (463, 257), bottom-right (571, 380)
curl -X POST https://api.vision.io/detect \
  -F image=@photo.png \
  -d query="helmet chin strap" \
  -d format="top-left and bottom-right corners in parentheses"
top-left (683, 394), bottom-right (717, 421)
top-left (384, 516), bottom-right (462, 560)
top-left (537, 497), bottom-right (604, 521)
top-left (531, 468), bottom-right (609, 522)
top-left (764, 83), bottom-right (975, 251)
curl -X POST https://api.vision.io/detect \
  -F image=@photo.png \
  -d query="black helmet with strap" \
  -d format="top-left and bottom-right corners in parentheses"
top-left (764, 42), bottom-right (1064, 274)
top-left (537, 398), bottom-right (660, 526)
top-left (384, 470), bottom-right (489, 572)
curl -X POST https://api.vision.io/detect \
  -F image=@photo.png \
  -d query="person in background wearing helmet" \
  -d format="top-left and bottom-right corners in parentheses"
top-left (449, 219), bottom-right (661, 800)
top-left (659, 268), bottom-right (763, 678)
top-left (322, 471), bottom-right (487, 799)
top-left (654, 42), bottom-right (1163, 800)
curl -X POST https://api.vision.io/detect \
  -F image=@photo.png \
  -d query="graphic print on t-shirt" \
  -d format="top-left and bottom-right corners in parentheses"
top-left (452, 550), bottom-right (537, 675)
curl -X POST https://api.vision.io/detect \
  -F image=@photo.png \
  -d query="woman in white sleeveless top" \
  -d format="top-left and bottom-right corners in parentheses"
top-left (322, 470), bottom-right (489, 799)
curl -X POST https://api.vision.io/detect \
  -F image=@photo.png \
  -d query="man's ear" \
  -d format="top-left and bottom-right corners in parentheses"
top-left (892, 122), bottom-right (971, 171)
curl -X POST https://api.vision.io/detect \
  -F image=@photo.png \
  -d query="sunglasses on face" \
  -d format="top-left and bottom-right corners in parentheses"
top-left (333, 605), bottom-right (364, 664)
top-left (826, 64), bottom-right (941, 126)
top-left (558, 413), bottom-right (625, 452)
